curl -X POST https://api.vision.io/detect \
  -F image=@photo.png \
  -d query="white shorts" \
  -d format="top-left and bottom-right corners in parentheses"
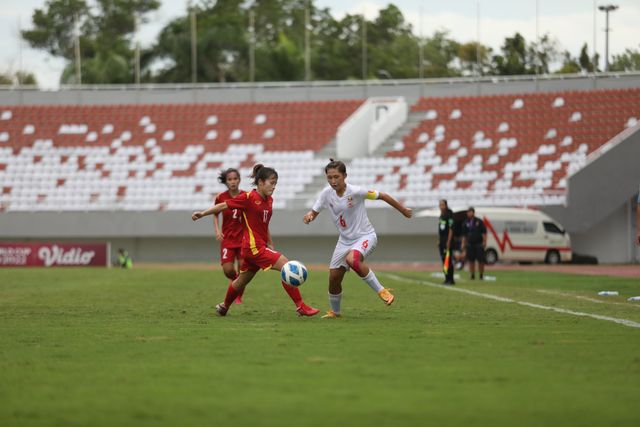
top-left (329, 233), bottom-right (378, 270)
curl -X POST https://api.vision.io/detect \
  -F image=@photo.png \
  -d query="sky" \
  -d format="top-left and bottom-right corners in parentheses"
top-left (1, 0), bottom-right (638, 89)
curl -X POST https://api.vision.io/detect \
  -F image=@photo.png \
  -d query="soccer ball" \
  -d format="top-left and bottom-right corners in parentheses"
top-left (281, 260), bottom-right (308, 287)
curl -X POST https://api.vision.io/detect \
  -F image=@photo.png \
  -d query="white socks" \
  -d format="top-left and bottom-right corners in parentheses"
top-left (329, 292), bottom-right (342, 314)
top-left (362, 270), bottom-right (384, 293)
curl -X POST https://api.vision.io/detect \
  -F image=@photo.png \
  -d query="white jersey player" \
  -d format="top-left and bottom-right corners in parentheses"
top-left (303, 159), bottom-right (413, 318)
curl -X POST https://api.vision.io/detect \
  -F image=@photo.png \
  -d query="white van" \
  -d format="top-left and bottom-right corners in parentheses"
top-left (418, 207), bottom-right (572, 264)
top-left (472, 208), bottom-right (572, 265)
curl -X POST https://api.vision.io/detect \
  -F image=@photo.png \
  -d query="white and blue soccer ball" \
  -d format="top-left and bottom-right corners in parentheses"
top-left (281, 260), bottom-right (308, 287)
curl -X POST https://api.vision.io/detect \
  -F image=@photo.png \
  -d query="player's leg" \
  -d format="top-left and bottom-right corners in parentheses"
top-left (270, 254), bottom-right (319, 316)
top-left (221, 246), bottom-right (243, 304)
top-left (322, 240), bottom-right (352, 317)
top-left (345, 236), bottom-right (394, 306)
top-left (478, 246), bottom-right (485, 279)
top-left (222, 262), bottom-right (237, 281)
top-left (216, 268), bottom-right (256, 316)
top-left (467, 244), bottom-right (476, 279)
top-left (322, 267), bottom-right (346, 318)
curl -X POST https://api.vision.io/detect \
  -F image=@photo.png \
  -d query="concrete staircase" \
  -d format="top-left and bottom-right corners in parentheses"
top-left (288, 111), bottom-right (424, 209)
top-left (370, 111), bottom-right (424, 156)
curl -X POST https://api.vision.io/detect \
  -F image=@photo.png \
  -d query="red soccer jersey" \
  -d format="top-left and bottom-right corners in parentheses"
top-left (225, 190), bottom-right (273, 256)
top-left (214, 190), bottom-right (245, 248)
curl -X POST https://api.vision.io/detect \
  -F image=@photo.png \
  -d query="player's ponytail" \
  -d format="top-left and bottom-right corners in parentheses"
top-left (218, 168), bottom-right (240, 184)
top-left (325, 158), bottom-right (347, 175)
top-left (250, 163), bottom-right (278, 186)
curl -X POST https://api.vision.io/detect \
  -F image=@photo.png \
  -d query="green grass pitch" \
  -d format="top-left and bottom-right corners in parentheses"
top-left (1, 267), bottom-right (639, 426)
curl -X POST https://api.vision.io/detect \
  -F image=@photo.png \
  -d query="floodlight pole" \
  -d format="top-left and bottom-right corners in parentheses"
top-left (362, 14), bottom-right (367, 81)
top-left (249, 8), bottom-right (255, 82)
top-left (598, 4), bottom-right (619, 72)
top-left (476, 0), bottom-right (481, 77)
top-left (134, 14), bottom-right (140, 86)
top-left (189, 1), bottom-right (197, 83)
top-left (18, 16), bottom-right (23, 86)
top-left (304, 4), bottom-right (311, 81)
top-left (74, 14), bottom-right (81, 85)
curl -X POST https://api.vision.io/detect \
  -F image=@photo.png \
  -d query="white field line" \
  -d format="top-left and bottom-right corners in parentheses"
top-left (536, 289), bottom-right (640, 308)
top-left (383, 273), bottom-right (640, 330)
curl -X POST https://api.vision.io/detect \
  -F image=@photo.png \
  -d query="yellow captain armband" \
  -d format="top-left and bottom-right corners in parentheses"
top-left (365, 190), bottom-right (379, 200)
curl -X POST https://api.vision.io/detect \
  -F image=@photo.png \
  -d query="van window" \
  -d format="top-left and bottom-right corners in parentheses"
top-left (543, 222), bottom-right (564, 234)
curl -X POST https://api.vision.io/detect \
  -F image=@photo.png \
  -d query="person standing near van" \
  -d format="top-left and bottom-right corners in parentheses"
top-left (462, 207), bottom-right (487, 280)
top-left (438, 199), bottom-right (455, 285)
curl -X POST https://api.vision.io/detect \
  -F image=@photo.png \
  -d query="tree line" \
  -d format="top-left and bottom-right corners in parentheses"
top-left (11, 0), bottom-right (640, 86)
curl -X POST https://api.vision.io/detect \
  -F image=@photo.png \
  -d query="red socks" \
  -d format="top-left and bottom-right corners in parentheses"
top-left (230, 272), bottom-right (244, 298)
top-left (223, 283), bottom-right (241, 307)
top-left (281, 281), bottom-right (303, 307)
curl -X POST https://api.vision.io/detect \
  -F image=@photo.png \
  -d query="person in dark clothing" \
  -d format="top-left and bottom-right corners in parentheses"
top-left (461, 207), bottom-right (487, 280)
top-left (438, 199), bottom-right (455, 285)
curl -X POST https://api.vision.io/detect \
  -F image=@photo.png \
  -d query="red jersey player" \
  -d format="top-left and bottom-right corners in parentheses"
top-left (192, 164), bottom-right (319, 317)
top-left (213, 168), bottom-right (245, 304)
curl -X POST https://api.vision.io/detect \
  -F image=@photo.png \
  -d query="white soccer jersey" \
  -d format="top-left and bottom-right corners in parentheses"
top-left (312, 184), bottom-right (379, 242)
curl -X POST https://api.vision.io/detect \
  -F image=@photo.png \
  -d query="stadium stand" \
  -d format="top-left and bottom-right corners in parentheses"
top-left (0, 88), bottom-right (638, 212)
top-left (345, 88), bottom-right (640, 208)
top-left (0, 100), bottom-right (362, 211)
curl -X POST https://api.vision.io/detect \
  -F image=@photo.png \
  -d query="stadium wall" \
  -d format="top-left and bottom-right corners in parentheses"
top-left (0, 210), bottom-right (439, 264)
top-left (543, 124), bottom-right (640, 264)
top-left (2, 73), bottom-right (640, 106)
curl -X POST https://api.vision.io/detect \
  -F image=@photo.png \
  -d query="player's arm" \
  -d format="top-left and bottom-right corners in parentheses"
top-left (303, 210), bottom-right (319, 224)
top-left (267, 230), bottom-right (274, 250)
top-left (213, 213), bottom-right (224, 241)
top-left (446, 228), bottom-right (453, 250)
top-left (192, 202), bottom-right (228, 221)
top-left (378, 192), bottom-right (412, 218)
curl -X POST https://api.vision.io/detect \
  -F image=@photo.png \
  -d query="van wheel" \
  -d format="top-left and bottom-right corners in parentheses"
top-left (485, 248), bottom-right (498, 265)
top-left (545, 250), bottom-right (561, 264)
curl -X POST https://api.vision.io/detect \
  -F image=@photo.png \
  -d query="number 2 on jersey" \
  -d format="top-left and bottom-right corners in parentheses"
top-left (339, 214), bottom-right (347, 228)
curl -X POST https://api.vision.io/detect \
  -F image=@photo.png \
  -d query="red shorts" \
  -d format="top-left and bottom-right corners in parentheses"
top-left (240, 246), bottom-right (282, 272)
top-left (220, 244), bottom-right (242, 265)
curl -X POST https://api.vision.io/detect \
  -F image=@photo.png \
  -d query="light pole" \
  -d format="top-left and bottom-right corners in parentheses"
top-left (598, 4), bottom-right (618, 72)
top-left (188, 0), bottom-right (198, 83)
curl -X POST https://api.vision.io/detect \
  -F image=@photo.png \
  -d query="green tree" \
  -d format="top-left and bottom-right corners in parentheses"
top-left (152, 1), bottom-right (248, 83)
top-left (610, 48), bottom-right (640, 72)
top-left (21, 0), bottom-right (160, 84)
top-left (556, 51), bottom-right (581, 74)
top-left (310, 10), bottom-right (361, 80)
top-left (527, 34), bottom-right (559, 74)
top-left (0, 71), bottom-right (38, 86)
top-left (492, 32), bottom-right (530, 75)
top-left (578, 43), bottom-right (597, 72)
top-left (422, 30), bottom-right (460, 77)
top-left (0, 73), bottom-right (14, 85)
top-left (457, 41), bottom-right (492, 76)
top-left (367, 4), bottom-right (420, 79)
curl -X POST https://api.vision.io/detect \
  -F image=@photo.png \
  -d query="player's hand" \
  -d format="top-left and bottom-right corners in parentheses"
top-left (192, 211), bottom-right (203, 221)
top-left (303, 212), bottom-right (314, 224)
top-left (402, 207), bottom-right (413, 218)
top-left (216, 231), bottom-right (224, 241)
top-left (637, 232), bottom-right (640, 245)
